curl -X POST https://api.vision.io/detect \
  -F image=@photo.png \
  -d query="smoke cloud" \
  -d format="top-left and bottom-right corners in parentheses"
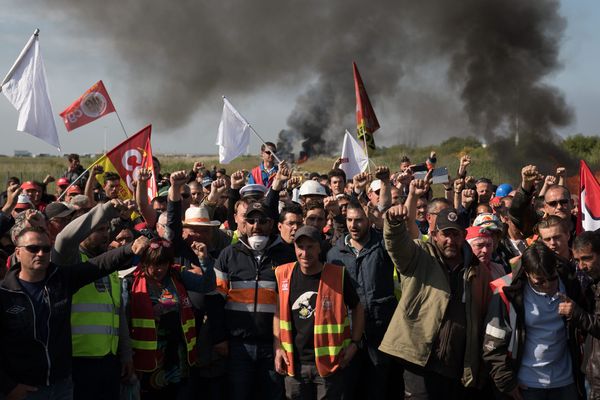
top-left (50, 0), bottom-right (572, 164)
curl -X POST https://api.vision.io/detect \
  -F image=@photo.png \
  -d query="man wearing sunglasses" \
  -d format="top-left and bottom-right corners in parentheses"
top-left (248, 142), bottom-right (279, 188)
top-left (510, 165), bottom-right (575, 240)
top-left (0, 226), bottom-right (149, 400)
top-left (483, 242), bottom-right (587, 399)
top-left (214, 200), bottom-right (296, 400)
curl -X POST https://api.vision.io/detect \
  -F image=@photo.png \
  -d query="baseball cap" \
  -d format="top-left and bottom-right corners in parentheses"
top-left (369, 179), bottom-right (382, 193)
top-left (246, 201), bottom-right (276, 220)
top-left (66, 185), bottom-right (83, 195)
top-left (293, 225), bottom-right (323, 245)
top-left (201, 176), bottom-right (213, 188)
top-left (435, 208), bottom-right (463, 232)
top-left (57, 177), bottom-right (70, 187)
top-left (21, 181), bottom-right (40, 191)
top-left (44, 202), bottom-right (75, 220)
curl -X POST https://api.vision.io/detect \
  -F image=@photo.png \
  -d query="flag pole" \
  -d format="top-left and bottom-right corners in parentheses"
top-left (361, 134), bottom-right (371, 173)
top-left (223, 96), bottom-right (284, 164)
top-left (0, 29), bottom-right (39, 93)
top-left (56, 159), bottom-right (102, 201)
top-left (114, 110), bottom-right (129, 138)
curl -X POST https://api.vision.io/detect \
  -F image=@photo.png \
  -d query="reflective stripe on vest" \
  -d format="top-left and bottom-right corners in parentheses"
top-left (71, 253), bottom-right (121, 357)
top-left (225, 279), bottom-right (277, 314)
top-left (276, 262), bottom-right (351, 377)
top-left (130, 267), bottom-right (197, 372)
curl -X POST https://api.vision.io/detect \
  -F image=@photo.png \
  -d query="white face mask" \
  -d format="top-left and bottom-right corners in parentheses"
top-left (247, 235), bottom-right (269, 251)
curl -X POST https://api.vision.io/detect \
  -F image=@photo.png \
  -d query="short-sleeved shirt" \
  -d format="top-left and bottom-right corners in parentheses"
top-left (288, 264), bottom-right (359, 364)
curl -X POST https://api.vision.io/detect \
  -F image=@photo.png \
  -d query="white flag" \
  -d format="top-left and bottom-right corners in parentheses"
top-left (340, 130), bottom-right (368, 180)
top-left (216, 97), bottom-right (251, 164)
top-left (1, 32), bottom-right (60, 150)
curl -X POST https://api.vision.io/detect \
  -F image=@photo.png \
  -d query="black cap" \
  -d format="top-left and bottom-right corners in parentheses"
top-left (293, 225), bottom-right (323, 246)
top-left (246, 201), bottom-right (276, 220)
top-left (435, 208), bottom-right (463, 232)
top-left (44, 202), bottom-right (75, 220)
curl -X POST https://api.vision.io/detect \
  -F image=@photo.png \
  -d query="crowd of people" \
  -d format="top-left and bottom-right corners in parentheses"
top-left (0, 142), bottom-right (599, 400)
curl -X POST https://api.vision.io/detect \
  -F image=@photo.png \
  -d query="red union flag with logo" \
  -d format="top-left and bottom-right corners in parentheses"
top-left (353, 62), bottom-right (380, 151)
top-left (59, 80), bottom-right (116, 132)
top-left (93, 125), bottom-right (156, 202)
top-left (577, 160), bottom-right (600, 233)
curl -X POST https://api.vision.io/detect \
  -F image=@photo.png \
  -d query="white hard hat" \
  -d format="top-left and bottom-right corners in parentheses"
top-left (298, 180), bottom-right (327, 197)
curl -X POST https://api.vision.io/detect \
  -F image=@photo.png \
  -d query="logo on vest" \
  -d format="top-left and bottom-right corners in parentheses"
top-left (281, 280), bottom-right (289, 292)
top-left (321, 296), bottom-right (332, 311)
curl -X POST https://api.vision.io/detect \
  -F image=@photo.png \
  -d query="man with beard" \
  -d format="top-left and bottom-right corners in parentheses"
top-left (214, 200), bottom-right (295, 400)
top-left (69, 222), bottom-right (134, 400)
top-left (327, 196), bottom-right (397, 400)
top-left (380, 205), bottom-right (495, 398)
top-left (565, 232), bottom-right (600, 399)
top-left (510, 165), bottom-right (576, 238)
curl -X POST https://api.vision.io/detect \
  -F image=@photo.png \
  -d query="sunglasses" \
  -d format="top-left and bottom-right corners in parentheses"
top-left (264, 150), bottom-right (274, 155)
top-left (245, 217), bottom-right (270, 225)
top-left (149, 239), bottom-right (172, 249)
top-left (20, 245), bottom-right (52, 254)
top-left (546, 199), bottom-right (569, 208)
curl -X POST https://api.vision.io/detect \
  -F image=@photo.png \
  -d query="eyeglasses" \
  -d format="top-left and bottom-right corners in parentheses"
top-left (546, 199), bottom-right (569, 208)
top-left (20, 245), bottom-right (52, 254)
top-left (149, 240), bottom-right (172, 249)
top-left (245, 217), bottom-right (270, 225)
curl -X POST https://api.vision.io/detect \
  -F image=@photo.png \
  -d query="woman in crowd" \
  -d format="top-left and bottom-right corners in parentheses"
top-left (125, 238), bottom-right (215, 399)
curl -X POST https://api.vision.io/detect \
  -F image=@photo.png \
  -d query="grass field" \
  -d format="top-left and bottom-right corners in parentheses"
top-left (0, 137), bottom-right (515, 199)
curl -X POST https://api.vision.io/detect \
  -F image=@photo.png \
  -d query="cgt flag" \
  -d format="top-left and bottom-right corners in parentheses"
top-left (93, 125), bottom-right (156, 202)
top-left (60, 80), bottom-right (116, 132)
top-left (353, 62), bottom-right (379, 151)
top-left (577, 160), bottom-right (600, 233)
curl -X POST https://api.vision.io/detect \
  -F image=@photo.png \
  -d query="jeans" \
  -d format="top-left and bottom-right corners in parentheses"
top-left (520, 383), bottom-right (578, 400)
top-left (227, 341), bottom-right (283, 400)
top-left (284, 363), bottom-right (343, 400)
top-left (0, 378), bottom-right (74, 400)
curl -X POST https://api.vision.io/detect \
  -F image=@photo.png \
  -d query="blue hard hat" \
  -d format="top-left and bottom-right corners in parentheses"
top-left (495, 183), bottom-right (513, 198)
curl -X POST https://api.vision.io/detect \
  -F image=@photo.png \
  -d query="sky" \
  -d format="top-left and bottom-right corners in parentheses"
top-left (0, 1), bottom-right (598, 156)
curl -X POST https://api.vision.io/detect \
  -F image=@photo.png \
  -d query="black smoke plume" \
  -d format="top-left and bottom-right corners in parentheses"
top-left (48, 0), bottom-right (573, 166)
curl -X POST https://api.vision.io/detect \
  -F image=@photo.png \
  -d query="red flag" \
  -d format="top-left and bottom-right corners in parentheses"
top-left (59, 80), bottom-right (116, 132)
top-left (353, 62), bottom-right (380, 150)
top-left (577, 160), bottom-right (600, 233)
top-left (94, 125), bottom-right (156, 202)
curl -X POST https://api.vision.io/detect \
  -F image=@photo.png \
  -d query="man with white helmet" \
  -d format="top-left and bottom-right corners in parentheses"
top-left (298, 180), bottom-right (327, 206)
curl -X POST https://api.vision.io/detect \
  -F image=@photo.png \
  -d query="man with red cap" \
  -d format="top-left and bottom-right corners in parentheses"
top-left (465, 226), bottom-right (506, 280)
top-left (20, 181), bottom-right (46, 212)
top-left (55, 177), bottom-right (70, 198)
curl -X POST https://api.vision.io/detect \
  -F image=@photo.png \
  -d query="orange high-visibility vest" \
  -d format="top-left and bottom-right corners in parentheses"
top-left (489, 273), bottom-right (513, 311)
top-left (130, 265), bottom-right (197, 372)
top-left (275, 262), bottom-right (351, 377)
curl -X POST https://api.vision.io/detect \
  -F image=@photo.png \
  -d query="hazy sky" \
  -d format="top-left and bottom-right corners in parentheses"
top-left (0, 1), bottom-right (598, 156)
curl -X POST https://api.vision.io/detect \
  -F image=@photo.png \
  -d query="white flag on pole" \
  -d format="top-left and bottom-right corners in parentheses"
top-left (1, 31), bottom-right (60, 150)
top-left (340, 130), bottom-right (368, 180)
top-left (216, 97), bottom-right (251, 164)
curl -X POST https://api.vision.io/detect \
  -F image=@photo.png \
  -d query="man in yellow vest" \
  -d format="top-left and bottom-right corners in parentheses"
top-left (274, 225), bottom-right (365, 399)
top-left (71, 223), bottom-right (133, 400)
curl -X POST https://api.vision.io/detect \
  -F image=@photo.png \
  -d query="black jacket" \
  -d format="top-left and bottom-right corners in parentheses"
top-left (214, 236), bottom-right (295, 343)
top-left (482, 262), bottom-right (587, 397)
top-left (326, 229), bottom-right (397, 348)
top-left (0, 245), bottom-right (134, 395)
